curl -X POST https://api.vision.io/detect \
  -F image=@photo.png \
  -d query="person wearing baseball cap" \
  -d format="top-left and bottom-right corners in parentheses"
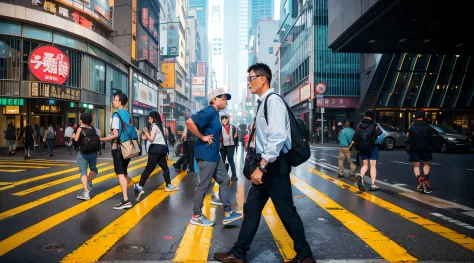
top-left (185, 88), bottom-right (242, 227)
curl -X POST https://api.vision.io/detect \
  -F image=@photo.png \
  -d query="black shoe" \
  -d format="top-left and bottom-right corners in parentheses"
top-left (49, 154), bottom-right (53, 157)
top-left (356, 175), bottom-right (365, 192)
top-left (172, 163), bottom-right (180, 170)
top-left (114, 199), bottom-right (132, 210)
top-left (231, 176), bottom-right (238, 181)
top-left (338, 173), bottom-right (345, 178)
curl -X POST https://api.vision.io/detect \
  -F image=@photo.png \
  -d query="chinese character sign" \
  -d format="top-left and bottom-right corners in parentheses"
top-left (29, 46), bottom-right (70, 85)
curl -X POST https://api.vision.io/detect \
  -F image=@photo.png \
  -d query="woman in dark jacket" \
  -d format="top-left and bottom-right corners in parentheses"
top-left (23, 123), bottom-right (34, 159)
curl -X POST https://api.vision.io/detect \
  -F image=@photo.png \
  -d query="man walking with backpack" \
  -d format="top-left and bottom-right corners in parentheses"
top-left (74, 112), bottom-right (100, 200)
top-left (338, 120), bottom-right (356, 178)
top-left (353, 109), bottom-right (382, 192)
top-left (100, 91), bottom-right (138, 209)
top-left (214, 63), bottom-right (314, 263)
top-left (406, 109), bottom-right (433, 194)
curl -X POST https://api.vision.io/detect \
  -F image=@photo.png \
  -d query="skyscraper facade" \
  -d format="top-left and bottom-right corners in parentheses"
top-left (249, 0), bottom-right (274, 65)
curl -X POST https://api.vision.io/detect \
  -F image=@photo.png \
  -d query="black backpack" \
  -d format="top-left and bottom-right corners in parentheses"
top-left (355, 124), bottom-right (376, 154)
top-left (79, 127), bottom-right (101, 153)
top-left (263, 93), bottom-right (311, 167)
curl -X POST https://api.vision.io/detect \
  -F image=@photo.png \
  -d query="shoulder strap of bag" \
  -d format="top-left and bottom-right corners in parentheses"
top-left (114, 112), bottom-right (137, 145)
top-left (249, 100), bottom-right (264, 148)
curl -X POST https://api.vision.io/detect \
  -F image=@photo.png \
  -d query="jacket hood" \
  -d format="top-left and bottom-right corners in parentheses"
top-left (358, 119), bottom-right (375, 129)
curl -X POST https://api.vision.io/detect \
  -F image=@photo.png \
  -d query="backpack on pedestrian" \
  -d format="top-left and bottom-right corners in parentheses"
top-left (114, 109), bottom-right (141, 159)
top-left (79, 127), bottom-right (101, 154)
top-left (263, 93), bottom-right (311, 167)
top-left (355, 124), bottom-right (376, 154)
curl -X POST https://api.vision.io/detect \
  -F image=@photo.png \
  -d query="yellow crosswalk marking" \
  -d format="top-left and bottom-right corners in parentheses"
top-left (173, 184), bottom-right (219, 262)
top-left (0, 166), bottom-right (165, 256)
top-left (0, 162), bottom-right (109, 192)
top-left (0, 170), bottom-right (25, 173)
top-left (0, 165), bottom-right (49, 169)
top-left (262, 199), bottom-right (296, 261)
top-left (60, 171), bottom-right (188, 263)
top-left (0, 161), bottom-right (160, 221)
top-left (291, 174), bottom-right (417, 262)
top-left (12, 156), bottom-right (147, 196)
top-left (0, 182), bottom-right (14, 186)
top-left (12, 163), bottom-right (109, 196)
top-left (0, 162), bottom-right (69, 166)
top-left (307, 167), bottom-right (474, 252)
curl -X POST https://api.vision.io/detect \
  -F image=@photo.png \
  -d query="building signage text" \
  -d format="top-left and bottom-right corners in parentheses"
top-left (29, 46), bottom-right (70, 85)
top-left (31, 82), bottom-right (81, 101)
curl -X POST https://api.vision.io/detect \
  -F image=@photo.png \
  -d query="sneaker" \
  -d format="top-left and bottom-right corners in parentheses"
top-left (77, 191), bottom-right (90, 200)
top-left (356, 175), bottom-right (365, 192)
top-left (114, 199), bottom-right (132, 210)
top-left (231, 176), bottom-right (238, 181)
top-left (369, 185), bottom-right (380, 191)
top-left (416, 178), bottom-right (424, 192)
top-left (211, 195), bottom-right (223, 206)
top-left (223, 210), bottom-right (243, 225)
top-left (87, 181), bottom-right (93, 191)
top-left (134, 184), bottom-right (144, 201)
top-left (423, 180), bottom-right (432, 194)
top-left (165, 184), bottom-right (179, 192)
top-left (190, 214), bottom-right (214, 227)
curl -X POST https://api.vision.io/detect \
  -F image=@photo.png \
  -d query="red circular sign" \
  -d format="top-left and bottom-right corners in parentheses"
top-left (315, 82), bottom-right (326, 94)
top-left (28, 46), bottom-right (70, 85)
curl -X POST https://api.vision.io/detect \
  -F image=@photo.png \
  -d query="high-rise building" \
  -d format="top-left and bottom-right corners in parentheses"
top-left (189, 0), bottom-right (207, 29)
top-left (249, 0), bottom-right (274, 65)
top-left (278, 0), bottom-right (360, 136)
top-left (255, 20), bottom-right (280, 87)
top-left (208, 0), bottom-right (224, 88)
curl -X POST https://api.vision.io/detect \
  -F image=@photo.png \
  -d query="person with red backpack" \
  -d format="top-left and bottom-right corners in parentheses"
top-left (352, 109), bottom-right (383, 192)
top-left (74, 112), bottom-right (100, 200)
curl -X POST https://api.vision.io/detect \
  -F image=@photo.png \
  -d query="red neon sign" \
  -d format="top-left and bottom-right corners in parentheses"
top-left (28, 46), bottom-right (70, 85)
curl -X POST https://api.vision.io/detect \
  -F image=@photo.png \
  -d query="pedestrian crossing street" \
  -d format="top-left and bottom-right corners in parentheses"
top-left (0, 151), bottom-right (473, 263)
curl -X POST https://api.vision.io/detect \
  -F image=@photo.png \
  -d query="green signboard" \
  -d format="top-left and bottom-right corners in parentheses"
top-left (0, 98), bottom-right (24, 106)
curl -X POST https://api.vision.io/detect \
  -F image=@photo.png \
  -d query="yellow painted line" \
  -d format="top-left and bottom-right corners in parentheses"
top-left (13, 156), bottom-right (147, 196)
top-left (0, 170), bottom-right (25, 173)
top-left (0, 161), bottom-right (154, 221)
top-left (61, 171), bottom-right (188, 263)
top-left (307, 167), bottom-right (474, 252)
top-left (173, 184), bottom-right (218, 263)
top-left (0, 163), bottom-right (107, 192)
top-left (0, 162), bottom-right (69, 166)
top-left (12, 163), bottom-right (110, 196)
top-left (290, 174), bottom-right (417, 262)
top-left (0, 182), bottom-right (14, 186)
top-left (0, 166), bottom-right (165, 257)
top-left (0, 165), bottom-right (49, 169)
top-left (262, 199), bottom-right (296, 261)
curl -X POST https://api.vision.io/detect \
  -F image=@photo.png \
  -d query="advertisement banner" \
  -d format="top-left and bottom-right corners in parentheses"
top-left (139, 0), bottom-right (159, 41)
top-left (197, 62), bottom-right (206, 77)
top-left (94, 0), bottom-right (110, 20)
top-left (136, 25), bottom-right (159, 69)
top-left (167, 23), bottom-right (179, 56)
top-left (299, 83), bottom-right (311, 102)
top-left (29, 46), bottom-right (70, 85)
top-left (161, 62), bottom-right (175, 89)
top-left (192, 85), bottom-right (205, 97)
top-left (322, 97), bottom-right (359, 108)
top-left (137, 81), bottom-right (157, 107)
top-left (284, 88), bottom-right (300, 107)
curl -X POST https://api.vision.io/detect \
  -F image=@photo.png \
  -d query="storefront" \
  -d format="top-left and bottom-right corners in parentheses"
top-left (131, 71), bottom-right (159, 130)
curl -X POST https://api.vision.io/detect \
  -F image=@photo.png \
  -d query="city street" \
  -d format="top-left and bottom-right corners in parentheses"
top-left (0, 146), bottom-right (473, 262)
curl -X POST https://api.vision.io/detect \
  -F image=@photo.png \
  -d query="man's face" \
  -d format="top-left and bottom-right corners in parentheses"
top-left (221, 118), bottom-right (229, 126)
top-left (214, 95), bottom-right (227, 110)
top-left (112, 95), bottom-right (121, 109)
top-left (247, 70), bottom-right (266, 95)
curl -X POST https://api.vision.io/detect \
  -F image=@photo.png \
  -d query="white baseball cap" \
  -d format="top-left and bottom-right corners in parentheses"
top-left (208, 88), bottom-right (231, 103)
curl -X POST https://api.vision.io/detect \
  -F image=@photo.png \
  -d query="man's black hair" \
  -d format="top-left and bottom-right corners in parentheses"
top-left (221, 115), bottom-right (229, 120)
top-left (247, 63), bottom-right (272, 84)
top-left (80, 112), bottom-right (93, 125)
top-left (114, 91), bottom-right (128, 106)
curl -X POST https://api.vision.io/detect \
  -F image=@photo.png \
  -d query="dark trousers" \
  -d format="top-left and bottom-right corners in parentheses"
top-left (175, 141), bottom-right (189, 169)
top-left (139, 153), bottom-right (171, 186)
top-left (231, 152), bottom-right (312, 260)
top-left (184, 141), bottom-right (195, 171)
top-left (220, 145), bottom-right (236, 177)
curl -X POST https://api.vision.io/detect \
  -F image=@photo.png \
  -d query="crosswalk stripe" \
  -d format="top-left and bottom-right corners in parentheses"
top-left (0, 182), bottom-right (14, 186)
top-left (173, 184), bottom-right (219, 262)
top-left (0, 163), bottom-right (106, 192)
top-left (0, 165), bottom-right (50, 169)
top-left (60, 171), bottom-right (188, 263)
top-left (290, 174), bottom-right (417, 262)
top-left (12, 163), bottom-right (110, 196)
top-left (307, 167), bottom-right (474, 252)
top-left (0, 161), bottom-right (157, 221)
top-left (0, 166), bottom-right (164, 256)
top-left (262, 199), bottom-right (296, 261)
top-left (12, 156), bottom-right (148, 196)
top-left (0, 170), bottom-right (25, 173)
top-left (0, 162), bottom-right (69, 166)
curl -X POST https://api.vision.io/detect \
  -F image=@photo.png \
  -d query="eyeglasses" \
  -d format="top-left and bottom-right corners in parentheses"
top-left (247, 75), bottom-right (264, 83)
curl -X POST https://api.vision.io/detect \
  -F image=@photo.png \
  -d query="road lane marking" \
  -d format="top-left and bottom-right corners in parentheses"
top-left (173, 184), bottom-right (218, 263)
top-left (0, 164), bottom-right (107, 192)
top-left (466, 168), bottom-right (474, 171)
top-left (321, 153), bottom-right (338, 158)
top-left (262, 199), bottom-right (296, 261)
top-left (290, 174), bottom-right (417, 262)
top-left (0, 160), bottom-right (162, 221)
top-left (0, 169), bottom-right (25, 173)
top-left (12, 163), bottom-right (110, 196)
top-left (12, 156), bottom-right (146, 195)
top-left (431, 213), bottom-right (474, 230)
top-left (0, 166), bottom-right (165, 256)
top-left (0, 182), bottom-right (14, 186)
top-left (0, 165), bottom-right (50, 169)
top-left (60, 171), bottom-right (188, 263)
top-left (0, 162), bottom-right (69, 166)
top-left (306, 167), bottom-right (474, 252)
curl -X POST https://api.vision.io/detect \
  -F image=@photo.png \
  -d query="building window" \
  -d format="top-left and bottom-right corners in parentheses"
top-left (53, 33), bottom-right (86, 51)
top-left (269, 47), bottom-right (273, 54)
top-left (23, 26), bottom-right (52, 42)
top-left (0, 21), bottom-right (21, 36)
top-left (212, 6), bottom-right (220, 22)
top-left (0, 36), bottom-right (21, 80)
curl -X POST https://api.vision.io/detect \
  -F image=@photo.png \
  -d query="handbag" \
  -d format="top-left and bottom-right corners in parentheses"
top-left (116, 114), bottom-right (141, 159)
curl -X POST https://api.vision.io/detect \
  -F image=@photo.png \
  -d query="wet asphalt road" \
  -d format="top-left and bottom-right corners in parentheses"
top-left (0, 145), bottom-right (473, 263)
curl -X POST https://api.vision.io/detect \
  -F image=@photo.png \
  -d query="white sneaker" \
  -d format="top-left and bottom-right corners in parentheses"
top-left (165, 184), bottom-right (179, 192)
top-left (77, 191), bottom-right (90, 200)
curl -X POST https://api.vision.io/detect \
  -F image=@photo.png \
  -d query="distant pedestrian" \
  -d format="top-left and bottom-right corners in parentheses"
top-left (134, 111), bottom-right (178, 202)
top-left (6, 123), bottom-right (16, 155)
top-left (220, 115), bottom-right (238, 181)
top-left (353, 109), bottom-right (382, 192)
top-left (406, 109), bottom-right (433, 194)
top-left (186, 88), bottom-right (242, 227)
top-left (74, 112), bottom-right (100, 201)
top-left (23, 123), bottom-right (34, 159)
top-left (39, 124), bottom-right (45, 149)
top-left (337, 120), bottom-right (356, 178)
top-left (44, 124), bottom-right (56, 156)
top-left (65, 123), bottom-right (74, 155)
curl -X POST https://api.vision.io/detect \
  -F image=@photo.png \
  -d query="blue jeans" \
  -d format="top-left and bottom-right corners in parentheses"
top-left (77, 151), bottom-right (98, 176)
top-left (47, 139), bottom-right (54, 154)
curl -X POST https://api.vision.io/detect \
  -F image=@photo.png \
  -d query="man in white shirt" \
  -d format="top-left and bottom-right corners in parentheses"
top-left (64, 123), bottom-right (74, 155)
